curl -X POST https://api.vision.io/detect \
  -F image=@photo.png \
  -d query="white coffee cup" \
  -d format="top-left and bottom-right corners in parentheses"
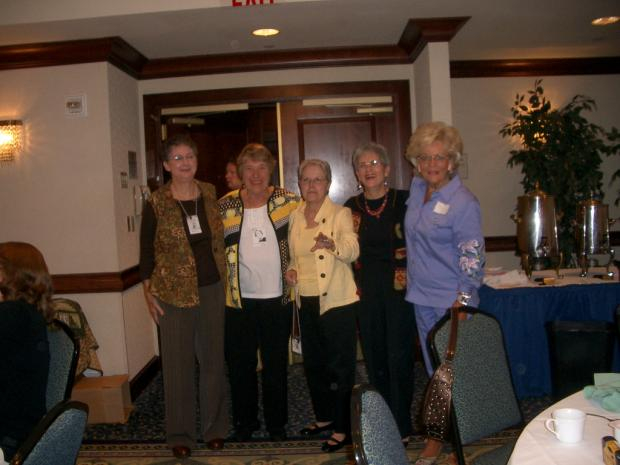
top-left (545, 408), bottom-right (586, 443)
top-left (609, 419), bottom-right (620, 443)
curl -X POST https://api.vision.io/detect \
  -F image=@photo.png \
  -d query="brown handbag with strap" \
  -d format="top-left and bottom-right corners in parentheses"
top-left (422, 306), bottom-right (460, 441)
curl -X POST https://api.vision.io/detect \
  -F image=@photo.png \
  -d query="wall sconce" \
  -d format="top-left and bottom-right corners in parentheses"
top-left (0, 120), bottom-right (24, 163)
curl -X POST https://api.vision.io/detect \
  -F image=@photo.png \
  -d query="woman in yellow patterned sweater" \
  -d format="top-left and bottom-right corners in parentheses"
top-left (218, 143), bottom-right (298, 442)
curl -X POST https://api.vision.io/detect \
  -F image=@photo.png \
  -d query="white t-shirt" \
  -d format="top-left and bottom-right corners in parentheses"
top-left (238, 205), bottom-right (282, 298)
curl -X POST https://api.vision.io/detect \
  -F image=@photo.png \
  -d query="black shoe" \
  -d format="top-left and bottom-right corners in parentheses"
top-left (269, 429), bottom-right (287, 442)
top-left (206, 437), bottom-right (225, 450)
top-left (171, 445), bottom-right (191, 458)
top-left (321, 435), bottom-right (351, 453)
top-left (300, 422), bottom-right (333, 436)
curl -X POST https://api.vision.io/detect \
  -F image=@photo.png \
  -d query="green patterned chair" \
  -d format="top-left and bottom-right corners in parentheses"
top-left (429, 307), bottom-right (522, 465)
top-left (351, 383), bottom-right (409, 465)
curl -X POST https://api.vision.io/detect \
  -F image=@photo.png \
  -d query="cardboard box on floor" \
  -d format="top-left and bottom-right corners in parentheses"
top-left (71, 374), bottom-right (133, 424)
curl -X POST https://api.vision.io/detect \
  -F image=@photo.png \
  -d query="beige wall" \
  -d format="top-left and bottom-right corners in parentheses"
top-left (0, 62), bottom-right (156, 378)
top-left (452, 74), bottom-right (620, 269)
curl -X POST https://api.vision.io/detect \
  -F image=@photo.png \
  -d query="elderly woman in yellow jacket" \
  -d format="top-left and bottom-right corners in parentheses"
top-left (285, 159), bottom-right (359, 453)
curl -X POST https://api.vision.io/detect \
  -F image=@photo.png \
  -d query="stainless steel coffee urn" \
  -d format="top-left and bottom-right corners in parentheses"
top-left (511, 185), bottom-right (562, 278)
top-left (575, 198), bottom-right (615, 278)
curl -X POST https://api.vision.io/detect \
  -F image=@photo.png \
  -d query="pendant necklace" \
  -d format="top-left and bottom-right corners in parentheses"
top-left (364, 191), bottom-right (389, 219)
top-left (176, 186), bottom-right (202, 234)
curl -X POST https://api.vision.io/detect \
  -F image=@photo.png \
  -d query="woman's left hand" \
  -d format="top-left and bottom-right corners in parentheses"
top-left (311, 232), bottom-right (335, 252)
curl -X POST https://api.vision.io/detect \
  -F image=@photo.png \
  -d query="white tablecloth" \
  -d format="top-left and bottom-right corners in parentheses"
top-left (484, 266), bottom-right (619, 289)
top-left (508, 391), bottom-right (620, 465)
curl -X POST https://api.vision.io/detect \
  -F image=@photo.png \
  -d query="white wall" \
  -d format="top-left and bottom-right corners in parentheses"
top-left (0, 62), bottom-right (156, 378)
top-left (0, 63), bottom-right (117, 272)
top-left (452, 74), bottom-right (620, 269)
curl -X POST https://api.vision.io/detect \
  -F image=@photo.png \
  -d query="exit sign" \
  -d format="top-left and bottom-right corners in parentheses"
top-left (232, 0), bottom-right (274, 5)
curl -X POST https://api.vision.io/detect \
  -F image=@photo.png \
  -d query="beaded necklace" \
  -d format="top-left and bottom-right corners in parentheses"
top-left (364, 191), bottom-right (389, 218)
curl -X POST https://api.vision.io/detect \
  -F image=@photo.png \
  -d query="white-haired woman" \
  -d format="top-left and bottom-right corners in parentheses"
top-left (285, 159), bottom-right (359, 453)
top-left (404, 122), bottom-right (485, 465)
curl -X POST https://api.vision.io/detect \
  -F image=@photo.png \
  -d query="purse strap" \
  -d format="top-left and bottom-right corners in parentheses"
top-left (444, 307), bottom-right (460, 362)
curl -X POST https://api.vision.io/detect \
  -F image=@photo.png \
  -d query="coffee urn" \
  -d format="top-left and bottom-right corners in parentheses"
top-left (575, 198), bottom-right (616, 278)
top-left (511, 185), bottom-right (562, 278)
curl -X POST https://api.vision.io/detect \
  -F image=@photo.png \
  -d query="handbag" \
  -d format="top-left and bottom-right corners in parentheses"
top-left (422, 306), bottom-right (460, 441)
top-left (291, 300), bottom-right (302, 355)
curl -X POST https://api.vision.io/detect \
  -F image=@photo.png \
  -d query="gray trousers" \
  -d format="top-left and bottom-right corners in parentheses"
top-left (158, 283), bottom-right (229, 447)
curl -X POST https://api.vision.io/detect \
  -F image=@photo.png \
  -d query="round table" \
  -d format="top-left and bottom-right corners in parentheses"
top-left (508, 390), bottom-right (620, 465)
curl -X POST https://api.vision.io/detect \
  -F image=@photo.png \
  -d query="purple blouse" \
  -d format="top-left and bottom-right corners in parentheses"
top-left (404, 175), bottom-right (485, 308)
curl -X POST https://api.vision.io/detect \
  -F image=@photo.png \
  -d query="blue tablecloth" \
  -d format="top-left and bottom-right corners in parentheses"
top-left (479, 282), bottom-right (620, 398)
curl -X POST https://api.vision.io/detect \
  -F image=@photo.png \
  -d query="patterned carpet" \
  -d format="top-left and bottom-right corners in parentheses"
top-left (77, 436), bottom-right (516, 465)
top-left (83, 361), bottom-right (552, 444)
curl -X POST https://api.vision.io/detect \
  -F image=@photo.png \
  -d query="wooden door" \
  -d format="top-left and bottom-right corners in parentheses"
top-left (280, 96), bottom-right (411, 205)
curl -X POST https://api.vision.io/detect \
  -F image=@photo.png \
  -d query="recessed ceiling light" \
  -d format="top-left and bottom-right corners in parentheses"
top-left (591, 16), bottom-right (620, 26)
top-left (252, 28), bottom-right (280, 37)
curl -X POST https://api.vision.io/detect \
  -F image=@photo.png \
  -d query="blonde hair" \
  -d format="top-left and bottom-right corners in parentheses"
top-left (236, 143), bottom-right (276, 178)
top-left (406, 122), bottom-right (463, 171)
top-left (0, 242), bottom-right (54, 322)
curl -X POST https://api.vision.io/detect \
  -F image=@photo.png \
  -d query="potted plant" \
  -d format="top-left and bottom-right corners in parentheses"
top-left (500, 79), bottom-right (620, 262)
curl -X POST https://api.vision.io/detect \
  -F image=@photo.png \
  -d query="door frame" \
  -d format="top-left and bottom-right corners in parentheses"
top-left (143, 81), bottom-right (411, 187)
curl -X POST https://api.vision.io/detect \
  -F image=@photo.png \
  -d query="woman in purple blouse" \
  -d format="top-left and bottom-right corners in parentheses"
top-left (404, 122), bottom-right (485, 465)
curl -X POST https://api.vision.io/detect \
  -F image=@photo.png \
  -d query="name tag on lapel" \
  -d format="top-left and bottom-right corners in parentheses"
top-left (433, 201), bottom-right (450, 215)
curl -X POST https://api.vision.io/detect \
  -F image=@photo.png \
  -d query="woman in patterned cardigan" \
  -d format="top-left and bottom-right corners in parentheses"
top-left (218, 143), bottom-right (298, 442)
top-left (140, 134), bottom-right (228, 457)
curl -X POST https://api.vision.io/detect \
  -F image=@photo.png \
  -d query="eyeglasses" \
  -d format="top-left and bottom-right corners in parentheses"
top-left (357, 159), bottom-right (382, 169)
top-left (169, 153), bottom-right (196, 162)
top-left (416, 154), bottom-right (449, 164)
top-left (300, 177), bottom-right (327, 185)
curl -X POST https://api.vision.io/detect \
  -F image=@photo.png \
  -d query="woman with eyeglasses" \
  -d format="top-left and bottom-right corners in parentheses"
top-left (404, 122), bottom-right (485, 465)
top-left (344, 142), bottom-right (416, 445)
top-left (285, 159), bottom-right (359, 452)
top-left (140, 134), bottom-right (228, 458)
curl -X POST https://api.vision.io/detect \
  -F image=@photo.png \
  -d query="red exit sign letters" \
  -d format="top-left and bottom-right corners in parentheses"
top-left (232, 0), bottom-right (275, 5)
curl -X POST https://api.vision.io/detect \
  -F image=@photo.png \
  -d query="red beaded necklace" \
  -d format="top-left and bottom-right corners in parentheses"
top-left (364, 191), bottom-right (389, 218)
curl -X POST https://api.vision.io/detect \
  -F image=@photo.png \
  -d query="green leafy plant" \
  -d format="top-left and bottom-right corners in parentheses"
top-left (500, 79), bottom-right (620, 261)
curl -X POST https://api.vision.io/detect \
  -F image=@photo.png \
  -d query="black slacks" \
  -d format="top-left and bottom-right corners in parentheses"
top-left (299, 296), bottom-right (357, 434)
top-left (225, 297), bottom-right (292, 434)
top-left (356, 262), bottom-right (416, 437)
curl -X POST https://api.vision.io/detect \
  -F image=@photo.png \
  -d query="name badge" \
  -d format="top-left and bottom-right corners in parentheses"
top-left (187, 215), bottom-right (202, 234)
top-left (252, 227), bottom-right (267, 246)
top-left (433, 201), bottom-right (450, 215)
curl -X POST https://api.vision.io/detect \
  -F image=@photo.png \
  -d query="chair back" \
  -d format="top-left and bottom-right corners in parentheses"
top-left (429, 307), bottom-right (522, 455)
top-left (10, 400), bottom-right (88, 465)
top-left (46, 320), bottom-right (79, 411)
top-left (351, 384), bottom-right (409, 465)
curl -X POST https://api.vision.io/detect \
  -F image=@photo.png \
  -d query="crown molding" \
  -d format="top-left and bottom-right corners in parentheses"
top-left (140, 45), bottom-right (408, 79)
top-left (0, 36), bottom-right (147, 78)
top-left (398, 17), bottom-right (470, 62)
top-left (451, 56), bottom-right (620, 78)
top-left (0, 26), bottom-right (617, 80)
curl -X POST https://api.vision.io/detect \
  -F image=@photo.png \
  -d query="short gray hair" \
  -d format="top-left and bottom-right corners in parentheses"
top-left (352, 142), bottom-right (389, 168)
top-left (298, 158), bottom-right (332, 184)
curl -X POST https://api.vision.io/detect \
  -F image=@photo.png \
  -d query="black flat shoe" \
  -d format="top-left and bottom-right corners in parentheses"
top-left (321, 435), bottom-right (351, 453)
top-left (171, 445), bottom-right (191, 458)
top-left (206, 437), bottom-right (225, 450)
top-left (300, 422), bottom-right (333, 436)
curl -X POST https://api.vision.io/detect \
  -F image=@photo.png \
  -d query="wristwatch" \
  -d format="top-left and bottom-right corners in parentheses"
top-left (457, 292), bottom-right (472, 306)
